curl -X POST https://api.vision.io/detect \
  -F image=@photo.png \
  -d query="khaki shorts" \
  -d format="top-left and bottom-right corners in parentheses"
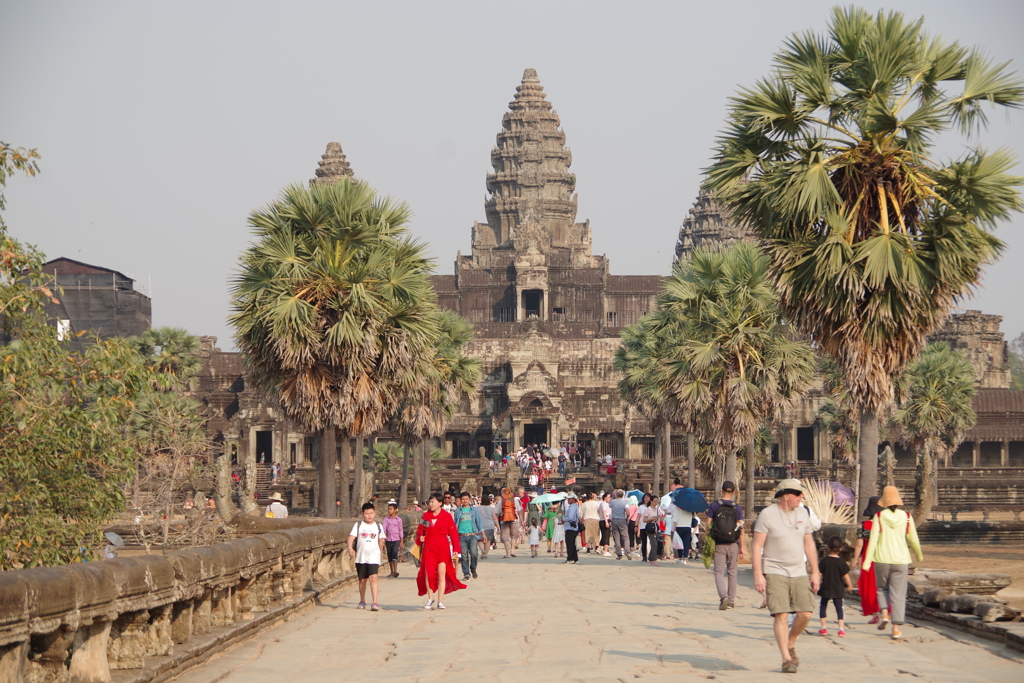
top-left (500, 521), bottom-right (515, 543)
top-left (765, 574), bottom-right (815, 615)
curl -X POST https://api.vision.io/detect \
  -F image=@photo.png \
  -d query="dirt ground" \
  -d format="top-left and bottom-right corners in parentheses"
top-left (918, 543), bottom-right (1024, 610)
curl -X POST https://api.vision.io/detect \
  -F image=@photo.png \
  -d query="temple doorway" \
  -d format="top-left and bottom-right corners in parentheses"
top-left (523, 422), bottom-right (548, 446)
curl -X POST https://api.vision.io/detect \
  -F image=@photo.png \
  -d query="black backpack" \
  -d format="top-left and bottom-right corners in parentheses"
top-left (711, 499), bottom-right (739, 543)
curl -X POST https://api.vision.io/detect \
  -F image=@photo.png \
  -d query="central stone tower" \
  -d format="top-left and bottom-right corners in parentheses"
top-left (431, 68), bottom-right (662, 459)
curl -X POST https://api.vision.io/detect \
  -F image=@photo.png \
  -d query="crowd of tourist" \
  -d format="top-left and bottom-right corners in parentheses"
top-left (341, 475), bottom-right (923, 674)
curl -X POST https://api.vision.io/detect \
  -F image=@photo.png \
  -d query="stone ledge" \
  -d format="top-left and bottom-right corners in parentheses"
top-left (906, 603), bottom-right (1024, 653)
top-left (110, 573), bottom-right (355, 683)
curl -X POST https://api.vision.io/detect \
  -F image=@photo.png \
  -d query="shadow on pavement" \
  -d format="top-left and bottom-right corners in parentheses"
top-left (604, 650), bottom-right (747, 671)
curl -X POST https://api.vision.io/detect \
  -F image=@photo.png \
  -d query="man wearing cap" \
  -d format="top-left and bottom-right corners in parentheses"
top-left (752, 479), bottom-right (820, 674)
top-left (267, 492), bottom-right (288, 519)
top-left (708, 481), bottom-right (744, 607)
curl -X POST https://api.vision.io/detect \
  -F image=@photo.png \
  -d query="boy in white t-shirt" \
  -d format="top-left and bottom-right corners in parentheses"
top-left (348, 502), bottom-right (386, 611)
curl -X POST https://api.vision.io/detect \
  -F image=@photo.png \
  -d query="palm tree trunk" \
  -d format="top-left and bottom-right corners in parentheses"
top-left (421, 439), bottom-right (432, 498)
top-left (745, 439), bottom-right (756, 522)
top-left (368, 433), bottom-right (377, 500)
top-left (653, 426), bottom-right (663, 495)
top-left (713, 446), bottom-right (724, 496)
top-left (663, 422), bottom-right (672, 492)
top-left (400, 443), bottom-right (411, 510)
top-left (912, 442), bottom-right (934, 526)
top-left (353, 437), bottom-right (365, 515)
top-left (320, 427), bottom-right (337, 518)
top-left (338, 433), bottom-right (350, 518)
top-left (687, 433), bottom-right (695, 488)
top-left (725, 446), bottom-right (738, 485)
top-left (857, 411), bottom-right (879, 516)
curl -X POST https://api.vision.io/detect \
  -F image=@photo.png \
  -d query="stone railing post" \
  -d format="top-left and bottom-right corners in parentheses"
top-left (23, 627), bottom-right (73, 682)
top-left (0, 642), bottom-right (28, 683)
top-left (144, 604), bottom-right (173, 657)
top-left (108, 610), bottom-right (149, 670)
top-left (210, 587), bottom-right (234, 627)
top-left (170, 600), bottom-right (194, 645)
top-left (192, 590), bottom-right (212, 635)
top-left (69, 619), bottom-right (112, 683)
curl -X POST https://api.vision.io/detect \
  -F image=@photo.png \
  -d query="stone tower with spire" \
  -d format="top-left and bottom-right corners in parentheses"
top-left (431, 69), bottom-right (662, 459)
top-left (673, 186), bottom-right (757, 262)
top-left (310, 141), bottom-right (355, 185)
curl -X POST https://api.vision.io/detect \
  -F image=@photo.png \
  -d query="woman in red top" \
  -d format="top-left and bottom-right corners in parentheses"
top-left (415, 493), bottom-right (466, 609)
top-left (853, 496), bottom-right (882, 622)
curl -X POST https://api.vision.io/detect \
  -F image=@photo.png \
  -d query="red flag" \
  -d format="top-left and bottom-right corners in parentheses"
top-left (565, 477), bottom-right (576, 485)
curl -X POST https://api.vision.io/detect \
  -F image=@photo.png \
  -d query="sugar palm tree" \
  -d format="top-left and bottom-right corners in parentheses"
top-left (706, 6), bottom-right (1023, 508)
top-left (392, 309), bottom-right (480, 508)
top-left (618, 242), bottom-right (815, 494)
top-left (895, 342), bottom-right (976, 524)
top-left (230, 180), bottom-right (439, 517)
top-left (128, 326), bottom-right (203, 391)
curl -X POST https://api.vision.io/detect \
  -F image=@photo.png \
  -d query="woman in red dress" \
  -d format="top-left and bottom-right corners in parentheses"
top-left (854, 496), bottom-right (882, 622)
top-left (415, 493), bottom-right (466, 610)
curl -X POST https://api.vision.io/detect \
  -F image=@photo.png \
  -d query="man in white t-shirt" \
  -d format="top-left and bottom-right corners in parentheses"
top-left (348, 502), bottom-right (386, 611)
top-left (752, 479), bottom-right (821, 674)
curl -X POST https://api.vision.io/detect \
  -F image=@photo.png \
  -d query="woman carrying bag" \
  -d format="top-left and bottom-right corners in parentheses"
top-left (861, 486), bottom-right (923, 639)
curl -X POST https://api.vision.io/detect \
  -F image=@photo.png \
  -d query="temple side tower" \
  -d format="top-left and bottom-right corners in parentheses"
top-left (310, 142), bottom-right (355, 185)
top-left (673, 187), bottom-right (756, 262)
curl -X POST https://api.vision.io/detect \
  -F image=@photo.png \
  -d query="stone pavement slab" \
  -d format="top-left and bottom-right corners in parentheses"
top-left (172, 551), bottom-right (1023, 682)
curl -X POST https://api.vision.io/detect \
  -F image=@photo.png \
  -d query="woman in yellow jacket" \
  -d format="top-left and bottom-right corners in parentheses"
top-left (862, 486), bottom-right (923, 639)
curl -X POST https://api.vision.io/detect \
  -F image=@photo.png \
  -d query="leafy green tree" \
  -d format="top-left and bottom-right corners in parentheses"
top-left (0, 230), bottom-right (154, 568)
top-left (0, 142), bottom-right (40, 230)
top-left (895, 342), bottom-right (976, 524)
top-left (706, 6), bottom-right (1023, 510)
top-left (230, 180), bottom-right (440, 517)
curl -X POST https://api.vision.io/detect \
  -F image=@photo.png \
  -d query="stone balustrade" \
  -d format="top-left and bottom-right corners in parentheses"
top-left (0, 514), bottom-right (418, 683)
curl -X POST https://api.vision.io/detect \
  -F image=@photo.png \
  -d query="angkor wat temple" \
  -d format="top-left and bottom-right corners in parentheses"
top-left (121, 69), bottom-right (1024, 505)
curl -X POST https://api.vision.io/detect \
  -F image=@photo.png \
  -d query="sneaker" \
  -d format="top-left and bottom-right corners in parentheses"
top-left (728, 600), bottom-right (735, 609)
top-left (463, 575), bottom-right (471, 581)
top-left (357, 602), bottom-right (366, 609)
top-left (782, 660), bottom-right (798, 674)
top-left (675, 558), bottom-right (682, 564)
top-left (561, 559), bottom-right (571, 564)
top-left (471, 569), bottom-right (478, 579)
top-left (837, 629), bottom-right (846, 637)
top-left (617, 554), bottom-right (623, 560)
top-left (892, 628), bottom-right (902, 640)
top-left (437, 602), bottom-right (446, 610)
top-left (720, 597), bottom-right (730, 611)
top-left (818, 628), bottom-right (828, 636)
top-left (788, 648), bottom-right (799, 667)
top-left (878, 617), bottom-right (890, 631)
top-left (682, 560), bottom-right (688, 565)
top-left (393, 572), bottom-right (399, 578)
top-left (625, 553), bottom-right (632, 560)
top-left (603, 552), bottom-right (612, 557)
top-left (423, 600), bottom-right (434, 610)
top-left (370, 603), bottom-right (379, 612)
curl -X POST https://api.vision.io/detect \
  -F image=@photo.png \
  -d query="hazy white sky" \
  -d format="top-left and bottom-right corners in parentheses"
top-left (3, 0), bottom-right (1023, 348)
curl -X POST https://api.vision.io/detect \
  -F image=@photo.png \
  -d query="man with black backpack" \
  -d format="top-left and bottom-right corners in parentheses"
top-left (708, 481), bottom-right (745, 610)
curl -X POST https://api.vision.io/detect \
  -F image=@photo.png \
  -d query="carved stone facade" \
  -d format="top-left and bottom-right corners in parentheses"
top-left (431, 69), bottom-right (662, 458)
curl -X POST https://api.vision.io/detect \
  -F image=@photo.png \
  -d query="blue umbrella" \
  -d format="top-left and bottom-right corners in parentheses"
top-left (627, 489), bottom-right (645, 502)
top-left (669, 487), bottom-right (709, 513)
